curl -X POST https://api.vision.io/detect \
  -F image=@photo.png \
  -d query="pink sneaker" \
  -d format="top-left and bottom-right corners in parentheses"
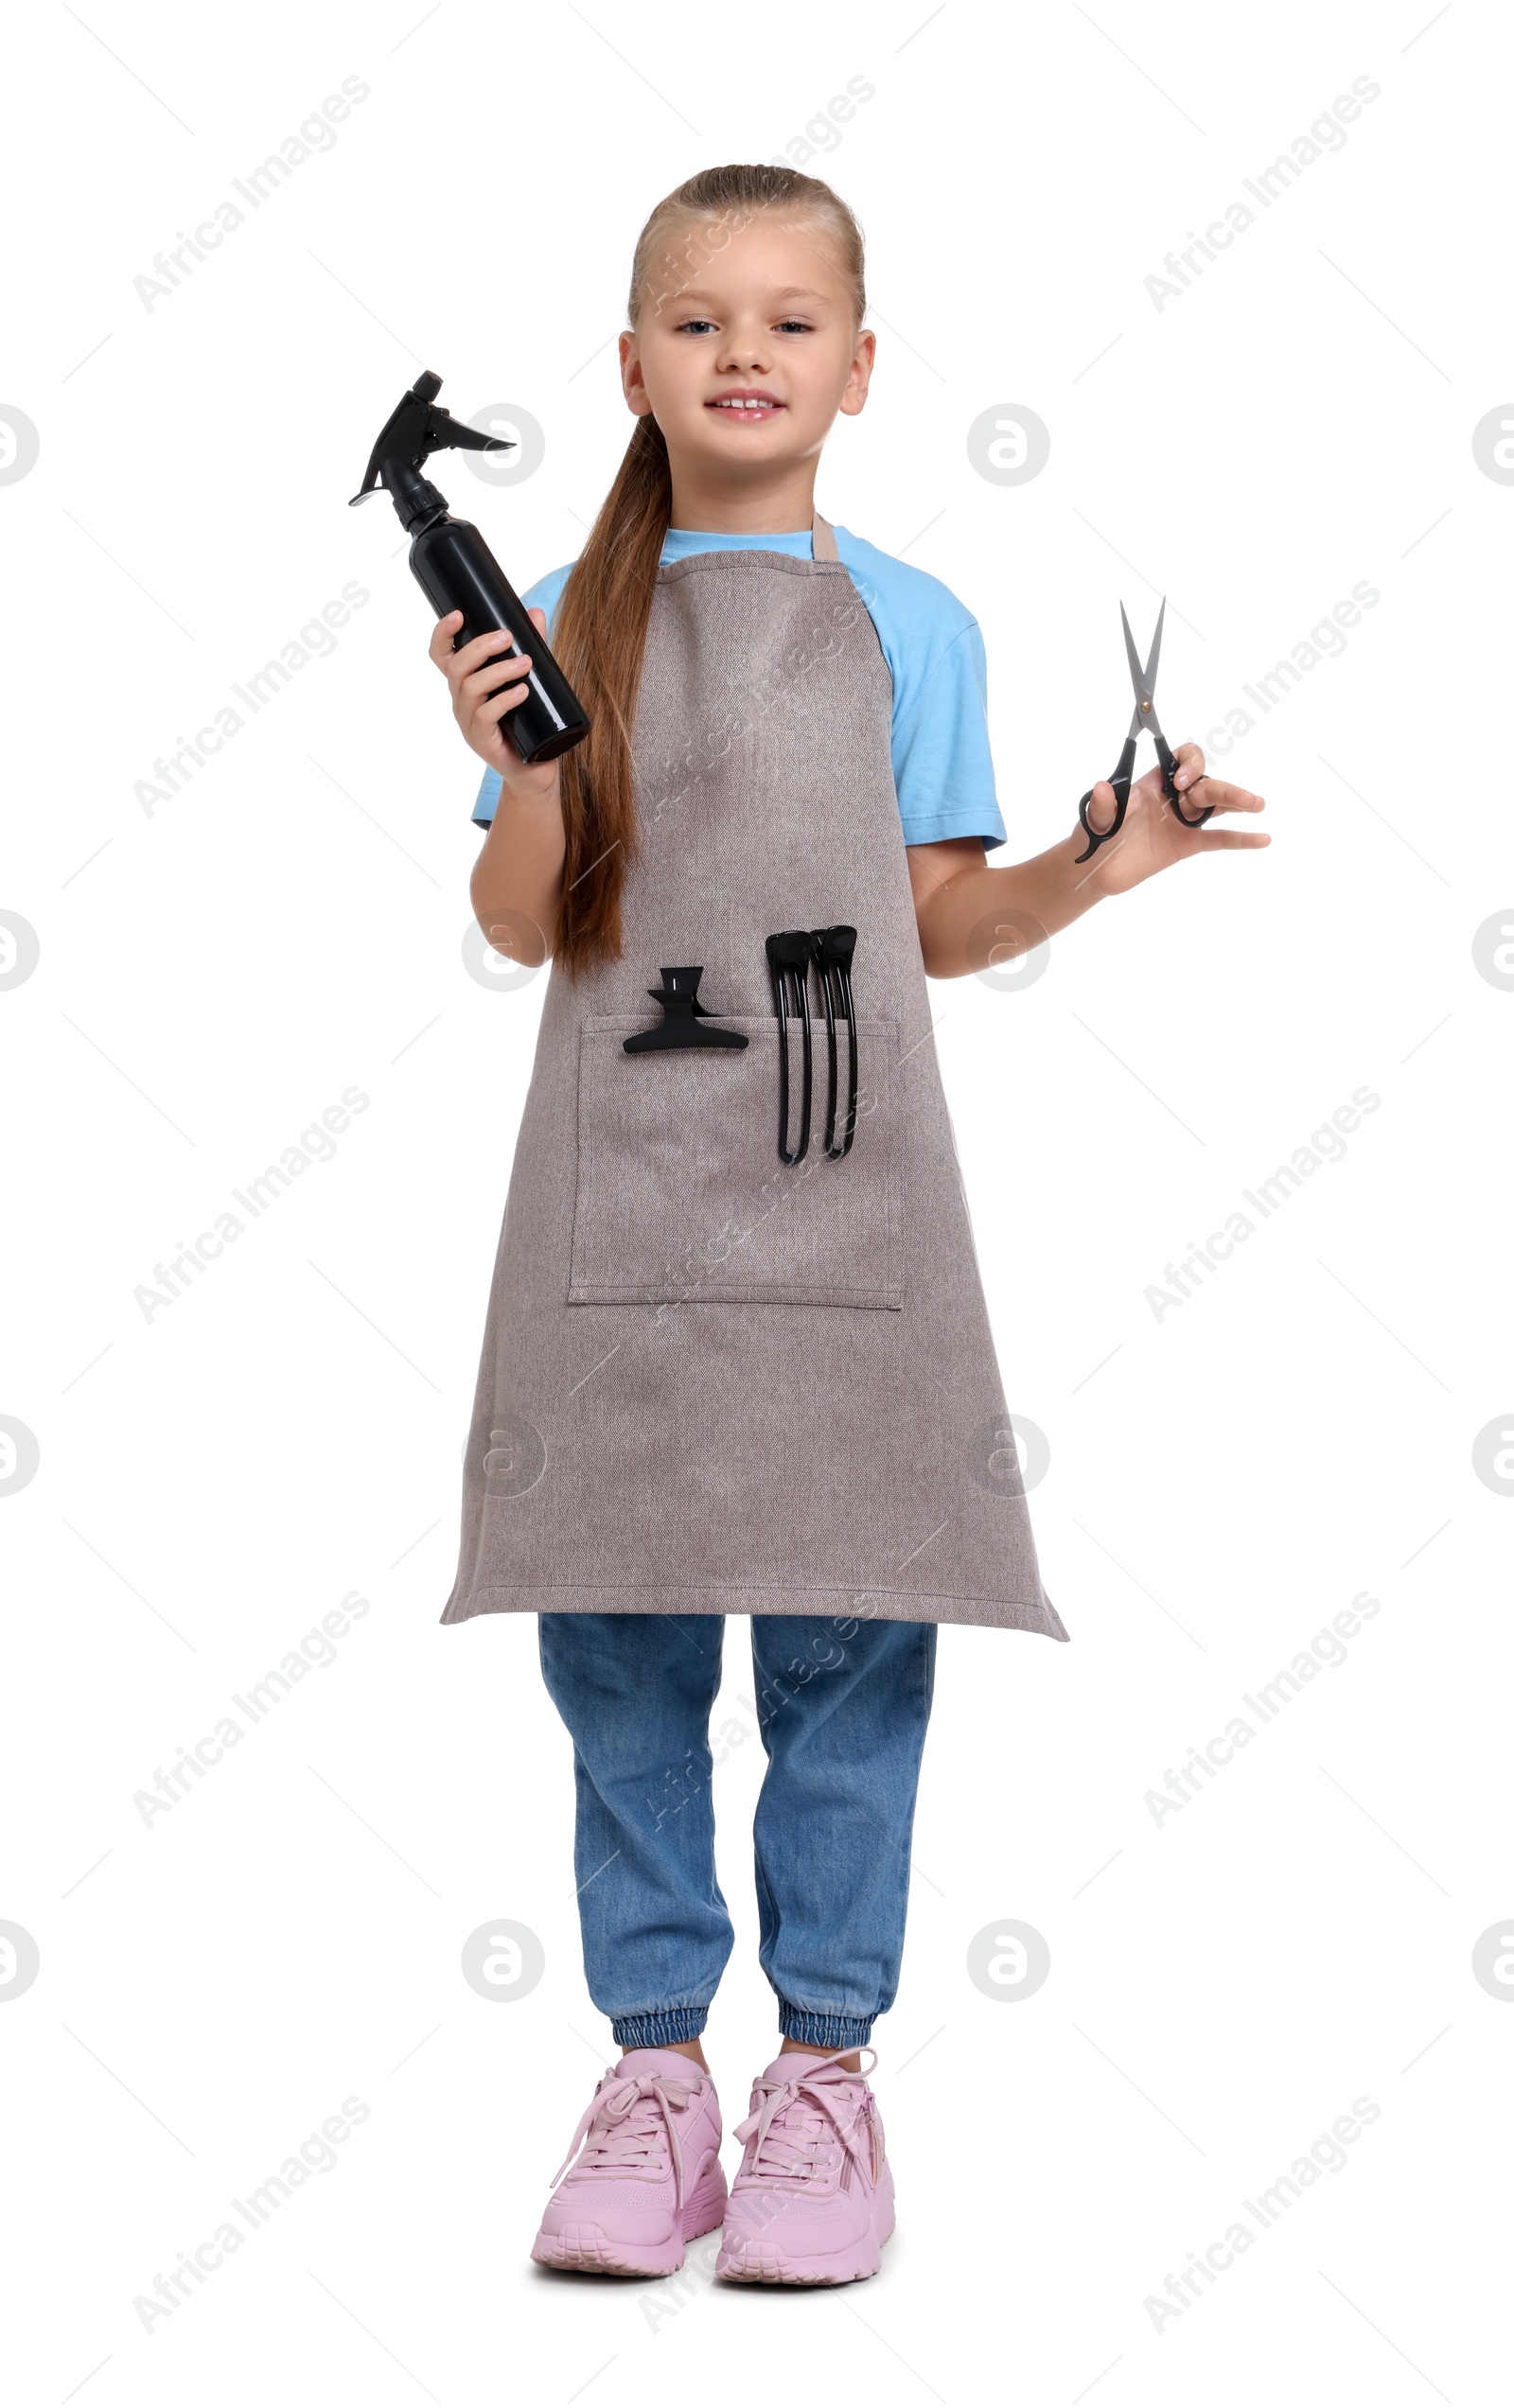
top-left (716, 2046), bottom-right (895, 2285)
top-left (531, 2048), bottom-right (728, 2276)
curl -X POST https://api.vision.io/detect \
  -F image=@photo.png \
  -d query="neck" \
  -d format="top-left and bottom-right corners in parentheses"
top-left (666, 457), bottom-right (819, 534)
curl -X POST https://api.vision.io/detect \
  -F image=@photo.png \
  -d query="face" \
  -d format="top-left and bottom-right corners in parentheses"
top-left (620, 213), bottom-right (873, 483)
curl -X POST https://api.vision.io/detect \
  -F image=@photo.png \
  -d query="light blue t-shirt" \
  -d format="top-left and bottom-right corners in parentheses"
top-left (470, 524), bottom-right (1007, 850)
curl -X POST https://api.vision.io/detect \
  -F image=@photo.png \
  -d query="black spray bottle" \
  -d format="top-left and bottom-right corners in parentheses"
top-left (350, 371), bottom-right (590, 766)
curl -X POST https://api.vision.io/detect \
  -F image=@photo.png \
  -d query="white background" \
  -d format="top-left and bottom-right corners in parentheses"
top-left (3, 1), bottom-right (1509, 2400)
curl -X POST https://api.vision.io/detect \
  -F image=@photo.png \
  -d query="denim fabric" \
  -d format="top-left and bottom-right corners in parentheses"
top-left (537, 1611), bottom-right (937, 2048)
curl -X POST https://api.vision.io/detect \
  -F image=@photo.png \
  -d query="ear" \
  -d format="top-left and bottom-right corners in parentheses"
top-left (620, 330), bottom-right (653, 417)
top-left (838, 326), bottom-right (876, 419)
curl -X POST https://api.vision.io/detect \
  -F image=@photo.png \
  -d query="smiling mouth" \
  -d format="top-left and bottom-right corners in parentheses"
top-left (707, 395), bottom-right (785, 419)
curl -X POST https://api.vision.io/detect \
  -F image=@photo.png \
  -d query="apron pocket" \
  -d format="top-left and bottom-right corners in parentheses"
top-left (568, 1014), bottom-right (903, 1309)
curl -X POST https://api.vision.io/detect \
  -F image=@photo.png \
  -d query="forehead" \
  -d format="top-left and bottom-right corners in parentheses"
top-left (640, 212), bottom-right (850, 311)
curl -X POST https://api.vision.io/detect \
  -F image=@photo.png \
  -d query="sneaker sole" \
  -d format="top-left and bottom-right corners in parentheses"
top-left (532, 2170), bottom-right (729, 2279)
top-left (715, 2206), bottom-right (895, 2288)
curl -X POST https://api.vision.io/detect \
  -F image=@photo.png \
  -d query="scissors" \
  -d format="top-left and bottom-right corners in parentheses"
top-left (1075, 599), bottom-right (1214, 863)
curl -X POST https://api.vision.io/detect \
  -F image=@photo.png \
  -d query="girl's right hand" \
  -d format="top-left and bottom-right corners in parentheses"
top-left (429, 607), bottom-right (563, 804)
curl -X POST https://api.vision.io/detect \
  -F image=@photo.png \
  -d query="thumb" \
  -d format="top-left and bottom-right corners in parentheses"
top-left (1083, 777), bottom-right (1119, 835)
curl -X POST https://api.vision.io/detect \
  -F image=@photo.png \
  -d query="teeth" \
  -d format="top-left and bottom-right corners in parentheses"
top-left (714, 398), bottom-right (776, 409)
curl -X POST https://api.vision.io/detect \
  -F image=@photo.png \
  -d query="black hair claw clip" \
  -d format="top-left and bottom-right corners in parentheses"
top-left (623, 966), bottom-right (748, 1052)
top-left (815, 925), bottom-right (858, 1157)
top-left (765, 931), bottom-right (818, 1162)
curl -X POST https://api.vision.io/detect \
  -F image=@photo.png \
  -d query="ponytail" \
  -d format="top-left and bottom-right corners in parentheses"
top-left (548, 414), bottom-right (669, 976)
top-left (551, 163), bottom-right (866, 976)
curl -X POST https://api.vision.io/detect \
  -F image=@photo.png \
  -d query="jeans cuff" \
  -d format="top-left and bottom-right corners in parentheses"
top-left (777, 2003), bottom-right (875, 2049)
top-left (611, 2006), bottom-right (710, 2049)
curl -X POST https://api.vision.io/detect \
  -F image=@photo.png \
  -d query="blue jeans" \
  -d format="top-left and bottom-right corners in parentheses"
top-left (537, 1612), bottom-right (937, 2052)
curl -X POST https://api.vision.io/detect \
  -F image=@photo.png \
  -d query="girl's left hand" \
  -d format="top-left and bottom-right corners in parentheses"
top-left (1079, 744), bottom-right (1268, 893)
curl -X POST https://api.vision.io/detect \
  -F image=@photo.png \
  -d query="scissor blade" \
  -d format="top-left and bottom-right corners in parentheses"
top-left (1144, 596), bottom-right (1167, 697)
top-left (1120, 602), bottom-right (1150, 711)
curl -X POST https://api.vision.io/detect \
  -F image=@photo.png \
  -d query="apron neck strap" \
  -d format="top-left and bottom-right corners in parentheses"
top-left (811, 511), bottom-right (838, 563)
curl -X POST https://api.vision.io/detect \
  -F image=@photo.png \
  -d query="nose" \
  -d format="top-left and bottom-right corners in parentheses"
top-left (715, 317), bottom-right (772, 376)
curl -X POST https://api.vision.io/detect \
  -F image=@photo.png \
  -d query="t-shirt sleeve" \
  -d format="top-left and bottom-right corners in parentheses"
top-left (470, 565), bottom-right (570, 828)
top-left (891, 617), bottom-right (1007, 852)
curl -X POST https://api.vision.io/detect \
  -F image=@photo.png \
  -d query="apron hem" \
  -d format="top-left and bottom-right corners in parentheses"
top-left (440, 1581), bottom-right (1069, 1639)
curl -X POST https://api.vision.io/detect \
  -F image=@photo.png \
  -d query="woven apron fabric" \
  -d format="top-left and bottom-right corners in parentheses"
top-left (441, 519), bottom-right (1066, 1639)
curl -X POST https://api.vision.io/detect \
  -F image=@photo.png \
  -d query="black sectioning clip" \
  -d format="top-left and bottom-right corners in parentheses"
top-left (623, 966), bottom-right (748, 1052)
top-left (765, 931), bottom-right (819, 1162)
top-left (815, 925), bottom-right (858, 1157)
top-left (765, 926), bottom-right (861, 1163)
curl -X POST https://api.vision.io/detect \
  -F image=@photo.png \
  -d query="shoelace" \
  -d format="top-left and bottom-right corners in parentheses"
top-left (733, 2047), bottom-right (878, 2187)
top-left (550, 2069), bottom-right (702, 2209)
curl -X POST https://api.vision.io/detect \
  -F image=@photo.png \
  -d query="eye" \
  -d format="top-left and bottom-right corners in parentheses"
top-left (775, 317), bottom-right (812, 333)
top-left (675, 316), bottom-right (716, 335)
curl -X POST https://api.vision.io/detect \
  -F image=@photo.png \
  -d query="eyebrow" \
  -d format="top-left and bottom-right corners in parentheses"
top-left (667, 287), bottom-right (833, 308)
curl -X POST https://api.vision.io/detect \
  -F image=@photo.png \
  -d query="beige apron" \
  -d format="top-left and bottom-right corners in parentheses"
top-left (441, 519), bottom-right (1066, 1638)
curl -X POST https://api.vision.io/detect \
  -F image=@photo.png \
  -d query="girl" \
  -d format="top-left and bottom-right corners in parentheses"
top-left (431, 164), bottom-right (1265, 2288)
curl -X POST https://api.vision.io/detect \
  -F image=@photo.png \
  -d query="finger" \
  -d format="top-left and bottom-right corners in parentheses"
top-left (461, 646), bottom-right (533, 705)
top-left (431, 623), bottom-right (519, 684)
top-left (471, 674), bottom-right (534, 734)
top-left (1170, 741), bottom-right (1206, 793)
top-left (1184, 779), bottom-right (1265, 815)
top-left (526, 606), bottom-right (547, 637)
top-left (1083, 778), bottom-right (1119, 835)
top-left (1189, 827), bottom-right (1271, 850)
top-left (428, 609), bottom-right (466, 668)
top-left (450, 627), bottom-right (527, 686)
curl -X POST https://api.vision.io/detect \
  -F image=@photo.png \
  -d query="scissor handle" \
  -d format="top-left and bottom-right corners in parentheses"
top-left (1068, 770), bottom-right (1126, 867)
top-left (1075, 734), bottom-right (1137, 863)
top-left (1153, 731), bottom-right (1215, 828)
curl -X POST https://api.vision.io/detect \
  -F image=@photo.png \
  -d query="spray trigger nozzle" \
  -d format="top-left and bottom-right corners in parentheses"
top-left (348, 369), bottom-right (515, 509)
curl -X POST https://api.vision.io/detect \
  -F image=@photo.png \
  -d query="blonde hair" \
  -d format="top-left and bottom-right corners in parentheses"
top-left (547, 165), bottom-right (867, 975)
